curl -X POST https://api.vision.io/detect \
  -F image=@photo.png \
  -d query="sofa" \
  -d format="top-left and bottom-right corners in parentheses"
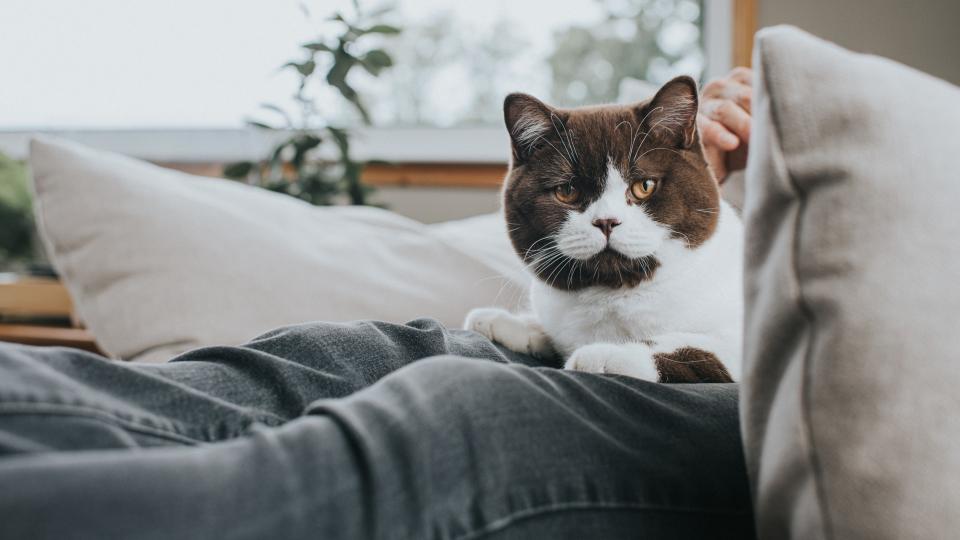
top-left (22, 26), bottom-right (960, 538)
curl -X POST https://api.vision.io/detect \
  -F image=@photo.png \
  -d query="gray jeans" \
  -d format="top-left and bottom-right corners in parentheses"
top-left (0, 319), bottom-right (753, 539)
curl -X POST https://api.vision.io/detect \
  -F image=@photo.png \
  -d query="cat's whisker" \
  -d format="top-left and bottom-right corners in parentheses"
top-left (632, 115), bottom-right (672, 162)
top-left (538, 256), bottom-right (562, 284)
top-left (633, 146), bottom-right (682, 162)
top-left (489, 276), bottom-right (515, 309)
top-left (666, 226), bottom-right (692, 248)
top-left (539, 253), bottom-right (568, 275)
top-left (545, 254), bottom-right (575, 289)
top-left (628, 105), bottom-right (664, 161)
top-left (532, 135), bottom-right (574, 169)
top-left (530, 250), bottom-right (567, 276)
top-left (523, 236), bottom-right (555, 260)
top-left (555, 258), bottom-right (576, 289)
top-left (551, 112), bottom-right (578, 164)
top-left (528, 244), bottom-right (562, 263)
top-left (567, 259), bottom-right (582, 289)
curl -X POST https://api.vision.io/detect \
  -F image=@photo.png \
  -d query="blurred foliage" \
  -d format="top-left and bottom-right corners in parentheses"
top-left (0, 153), bottom-right (35, 270)
top-left (549, 0), bottom-right (703, 107)
top-left (355, 0), bottom-right (701, 126)
top-left (224, 1), bottom-right (399, 206)
top-left (366, 11), bottom-right (530, 126)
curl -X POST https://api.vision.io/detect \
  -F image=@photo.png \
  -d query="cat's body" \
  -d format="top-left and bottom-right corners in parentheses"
top-left (530, 197), bottom-right (742, 380)
top-left (466, 75), bottom-right (742, 383)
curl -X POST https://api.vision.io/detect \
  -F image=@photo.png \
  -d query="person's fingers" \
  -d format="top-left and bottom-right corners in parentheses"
top-left (701, 81), bottom-right (751, 114)
top-left (698, 116), bottom-right (739, 151)
top-left (701, 78), bottom-right (726, 99)
top-left (706, 100), bottom-right (751, 142)
top-left (729, 67), bottom-right (753, 86)
top-left (723, 81), bottom-right (752, 113)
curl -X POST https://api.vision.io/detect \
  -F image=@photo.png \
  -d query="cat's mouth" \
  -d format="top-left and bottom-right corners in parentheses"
top-left (601, 244), bottom-right (656, 261)
top-left (582, 250), bottom-right (662, 288)
top-left (599, 246), bottom-right (637, 260)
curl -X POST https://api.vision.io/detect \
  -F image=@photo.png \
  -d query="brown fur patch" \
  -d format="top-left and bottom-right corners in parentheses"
top-left (654, 347), bottom-right (733, 383)
top-left (502, 76), bottom-right (720, 291)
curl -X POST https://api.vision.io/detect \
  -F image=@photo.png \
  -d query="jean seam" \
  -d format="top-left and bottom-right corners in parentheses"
top-left (0, 402), bottom-right (203, 445)
top-left (452, 501), bottom-right (753, 540)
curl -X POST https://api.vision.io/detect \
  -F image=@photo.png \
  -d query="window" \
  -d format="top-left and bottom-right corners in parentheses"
top-left (0, 0), bottom-right (732, 162)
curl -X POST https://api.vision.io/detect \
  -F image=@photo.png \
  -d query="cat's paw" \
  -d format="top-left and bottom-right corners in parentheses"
top-left (464, 308), bottom-right (555, 359)
top-left (565, 343), bottom-right (658, 381)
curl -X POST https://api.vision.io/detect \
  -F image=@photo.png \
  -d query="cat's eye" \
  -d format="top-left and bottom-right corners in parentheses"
top-left (630, 178), bottom-right (658, 200)
top-left (554, 183), bottom-right (581, 204)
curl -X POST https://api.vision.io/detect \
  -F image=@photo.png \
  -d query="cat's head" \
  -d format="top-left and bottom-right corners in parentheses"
top-left (502, 75), bottom-right (720, 290)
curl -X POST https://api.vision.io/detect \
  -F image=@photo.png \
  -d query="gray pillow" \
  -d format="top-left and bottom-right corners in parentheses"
top-left (742, 26), bottom-right (960, 538)
top-left (30, 138), bottom-right (528, 362)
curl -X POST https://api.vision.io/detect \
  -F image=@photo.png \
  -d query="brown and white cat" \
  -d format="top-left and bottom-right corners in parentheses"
top-left (465, 76), bottom-right (742, 383)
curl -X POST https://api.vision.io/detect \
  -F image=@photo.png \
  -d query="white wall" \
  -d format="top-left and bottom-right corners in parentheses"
top-left (374, 186), bottom-right (502, 224)
top-left (758, 0), bottom-right (960, 85)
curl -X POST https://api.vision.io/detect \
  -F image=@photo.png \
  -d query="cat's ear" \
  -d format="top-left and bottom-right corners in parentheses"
top-left (638, 75), bottom-right (699, 149)
top-left (504, 93), bottom-right (555, 164)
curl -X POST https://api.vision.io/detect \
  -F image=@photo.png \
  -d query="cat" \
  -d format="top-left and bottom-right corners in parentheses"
top-left (465, 75), bottom-right (742, 383)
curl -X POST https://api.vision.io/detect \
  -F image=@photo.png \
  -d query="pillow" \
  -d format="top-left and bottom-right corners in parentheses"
top-left (30, 138), bottom-right (528, 362)
top-left (742, 26), bottom-right (960, 538)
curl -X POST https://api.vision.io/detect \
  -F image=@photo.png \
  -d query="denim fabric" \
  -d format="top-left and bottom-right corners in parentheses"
top-left (0, 319), bottom-right (754, 539)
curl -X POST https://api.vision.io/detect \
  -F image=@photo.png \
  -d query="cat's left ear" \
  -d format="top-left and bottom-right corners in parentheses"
top-left (638, 75), bottom-right (699, 149)
top-left (504, 93), bottom-right (556, 164)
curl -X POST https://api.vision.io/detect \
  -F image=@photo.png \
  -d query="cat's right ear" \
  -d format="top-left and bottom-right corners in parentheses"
top-left (504, 93), bottom-right (554, 165)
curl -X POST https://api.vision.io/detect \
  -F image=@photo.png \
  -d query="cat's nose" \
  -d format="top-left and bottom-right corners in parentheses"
top-left (592, 218), bottom-right (621, 239)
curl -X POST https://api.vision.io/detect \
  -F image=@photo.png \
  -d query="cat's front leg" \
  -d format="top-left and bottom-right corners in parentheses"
top-left (565, 343), bottom-right (660, 381)
top-left (644, 332), bottom-right (738, 383)
top-left (566, 333), bottom-right (737, 383)
top-left (464, 308), bottom-right (556, 359)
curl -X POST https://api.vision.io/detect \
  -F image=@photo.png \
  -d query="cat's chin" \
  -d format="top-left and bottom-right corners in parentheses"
top-left (533, 250), bottom-right (661, 290)
top-left (569, 245), bottom-right (657, 262)
top-left (604, 246), bottom-right (652, 258)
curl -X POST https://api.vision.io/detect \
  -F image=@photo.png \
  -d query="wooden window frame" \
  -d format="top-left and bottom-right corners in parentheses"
top-left (733, 0), bottom-right (758, 68)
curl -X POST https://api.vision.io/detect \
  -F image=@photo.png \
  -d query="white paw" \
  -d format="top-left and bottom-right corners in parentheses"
top-left (464, 308), bottom-right (555, 358)
top-left (565, 343), bottom-right (613, 373)
top-left (564, 343), bottom-right (659, 381)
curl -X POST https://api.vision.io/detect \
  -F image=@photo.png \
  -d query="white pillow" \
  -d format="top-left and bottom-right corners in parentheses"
top-left (30, 137), bottom-right (529, 362)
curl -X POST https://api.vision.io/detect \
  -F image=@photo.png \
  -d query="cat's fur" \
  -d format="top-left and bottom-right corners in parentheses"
top-left (465, 76), bottom-right (742, 382)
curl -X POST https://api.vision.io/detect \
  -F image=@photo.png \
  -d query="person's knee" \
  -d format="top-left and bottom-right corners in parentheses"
top-left (389, 355), bottom-right (524, 409)
top-left (406, 354), bottom-right (511, 379)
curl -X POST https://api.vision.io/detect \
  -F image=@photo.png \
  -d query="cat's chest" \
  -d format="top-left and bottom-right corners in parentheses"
top-left (531, 283), bottom-right (680, 354)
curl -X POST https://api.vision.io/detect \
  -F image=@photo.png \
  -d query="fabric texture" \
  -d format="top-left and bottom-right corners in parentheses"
top-left (741, 26), bottom-right (960, 539)
top-left (29, 138), bottom-right (528, 362)
top-left (0, 320), bottom-right (753, 539)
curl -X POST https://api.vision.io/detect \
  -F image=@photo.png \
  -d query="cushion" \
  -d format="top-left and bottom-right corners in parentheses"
top-left (30, 138), bottom-right (528, 362)
top-left (742, 26), bottom-right (960, 538)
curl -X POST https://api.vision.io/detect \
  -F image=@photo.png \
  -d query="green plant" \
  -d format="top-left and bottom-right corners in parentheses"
top-left (224, 2), bottom-right (400, 206)
top-left (0, 153), bottom-right (36, 270)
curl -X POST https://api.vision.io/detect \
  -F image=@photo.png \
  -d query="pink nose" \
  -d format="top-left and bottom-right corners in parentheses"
top-left (592, 218), bottom-right (621, 238)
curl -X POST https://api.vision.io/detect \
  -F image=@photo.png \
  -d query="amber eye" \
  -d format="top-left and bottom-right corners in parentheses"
top-left (554, 183), bottom-right (581, 204)
top-left (630, 178), bottom-right (658, 200)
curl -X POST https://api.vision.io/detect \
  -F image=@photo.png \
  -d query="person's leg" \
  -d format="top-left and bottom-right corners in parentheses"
top-left (0, 318), bottom-right (526, 452)
top-left (0, 321), bottom-right (752, 539)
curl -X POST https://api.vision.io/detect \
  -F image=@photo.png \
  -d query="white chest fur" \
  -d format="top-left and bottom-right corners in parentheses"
top-left (530, 200), bottom-right (744, 378)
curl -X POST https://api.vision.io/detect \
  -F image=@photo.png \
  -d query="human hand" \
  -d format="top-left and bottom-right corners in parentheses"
top-left (698, 67), bottom-right (753, 182)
